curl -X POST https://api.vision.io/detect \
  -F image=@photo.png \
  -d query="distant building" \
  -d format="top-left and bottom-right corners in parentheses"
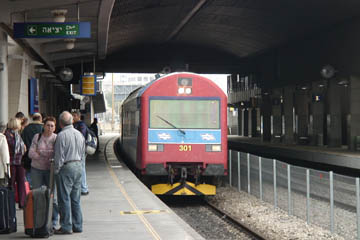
top-left (103, 73), bottom-right (155, 101)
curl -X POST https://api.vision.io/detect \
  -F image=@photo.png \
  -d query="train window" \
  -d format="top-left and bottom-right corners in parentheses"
top-left (149, 99), bottom-right (220, 129)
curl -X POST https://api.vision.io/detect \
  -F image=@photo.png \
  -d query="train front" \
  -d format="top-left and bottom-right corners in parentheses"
top-left (140, 73), bottom-right (228, 195)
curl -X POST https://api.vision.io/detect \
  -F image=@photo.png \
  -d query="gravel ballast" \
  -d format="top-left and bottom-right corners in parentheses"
top-left (207, 187), bottom-right (345, 240)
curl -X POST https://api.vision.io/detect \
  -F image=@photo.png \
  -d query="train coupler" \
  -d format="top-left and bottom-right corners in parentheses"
top-left (151, 181), bottom-right (216, 195)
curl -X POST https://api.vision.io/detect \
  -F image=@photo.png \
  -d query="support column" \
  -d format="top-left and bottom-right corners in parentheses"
top-left (310, 82), bottom-right (325, 146)
top-left (271, 89), bottom-right (282, 143)
top-left (327, 80), bottom-right (342, 147)
top-left (283, 86), bottom-right (295, 144)
top-left (261, 94), bottom-right (271, 142)
top-left (348, 76), bottom-right (360, 150)
top-left (237, 106), bottom-right (243, 136)
top-left (295, 89), bottom-right (310, 144)
top-left (8, 45), bottom-right (28, 117)
top-left (248, 107), bottom-right (253, 137)
top-left (243, 108), bottom-right (249, 137)
top-left (249, 107), bottom-right (257, 137)
top-left (256, 108), bottom-right (261, 137)
top-left (0, 31), bottom-right (8, 123)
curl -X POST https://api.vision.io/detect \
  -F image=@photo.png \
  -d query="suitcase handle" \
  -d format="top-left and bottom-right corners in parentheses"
top-left (49, 159), bottom-right (55, 193)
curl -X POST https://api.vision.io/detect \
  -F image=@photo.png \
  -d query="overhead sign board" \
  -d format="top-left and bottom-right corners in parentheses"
top-left (13, 22), bottom-right (91, 38)
top-left (80, 75), bottom-right (97, 96)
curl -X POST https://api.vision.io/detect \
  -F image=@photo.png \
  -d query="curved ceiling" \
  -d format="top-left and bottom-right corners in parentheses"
top-left (104, 0), bottom-right (360, 74)
top-left (2, 0), bottom-right (360, 78)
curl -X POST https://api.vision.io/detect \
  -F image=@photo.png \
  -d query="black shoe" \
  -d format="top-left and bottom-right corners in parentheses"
top-left (54, 228), bottom-right (72, 235)
top-left (81, 191), bottom-right (89, 196)
top-left (73, 228), bottom-right (82, 233)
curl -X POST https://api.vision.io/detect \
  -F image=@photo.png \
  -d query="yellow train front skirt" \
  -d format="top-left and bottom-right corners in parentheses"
top-left (152, 181), bottom-right (216, 195)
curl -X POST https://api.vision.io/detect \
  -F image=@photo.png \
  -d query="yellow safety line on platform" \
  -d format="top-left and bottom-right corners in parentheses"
top-left (120, 209), bottom-right (169, 215)
top-left (106, 162), bottom-right (162, 240)
top-left (104, 139), bottom-right (162, 240)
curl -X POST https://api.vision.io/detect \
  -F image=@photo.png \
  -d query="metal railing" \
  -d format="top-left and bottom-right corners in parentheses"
top-left (228, 150), bottom-right (360, 240)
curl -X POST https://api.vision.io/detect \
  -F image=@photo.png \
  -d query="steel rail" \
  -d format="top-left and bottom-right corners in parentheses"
top-left (205, 200), bottom-right (269, 240)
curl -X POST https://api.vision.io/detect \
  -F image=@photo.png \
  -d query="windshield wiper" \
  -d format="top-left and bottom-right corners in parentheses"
top-left (157, 115), bottom-right (186, 135)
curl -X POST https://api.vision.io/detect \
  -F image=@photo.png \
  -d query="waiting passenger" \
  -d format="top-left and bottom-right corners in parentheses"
top-left (72, 110), bottom-right (89, 196)
top-left (28, 116), bottom-right (58, 228)
top-left (20, 117), bottom-right (29, 134)
top-left (0, 122), bottom-right (10, 187)
top-left (54, 111), bottom-right (85, 234)
top-left (21, 113), bottom-right (43, 187)
top-left (90, 118), bottom-right (99, 152)
top-left (5, 118), bottom-right (26, 209)
top-left (15, 111), bottom-right (25, 123)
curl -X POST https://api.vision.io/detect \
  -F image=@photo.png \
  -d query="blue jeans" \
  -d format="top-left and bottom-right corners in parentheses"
top-left (31, 167), bottom-right (59, 228)
top-left (55, 161), bottom-right (83, 232)
top-left (81, 157), bottom-right (88, 193)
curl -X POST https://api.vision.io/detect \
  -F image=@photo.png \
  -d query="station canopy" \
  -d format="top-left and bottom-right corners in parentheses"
top-left (1, 0), bottom-right (360, 80)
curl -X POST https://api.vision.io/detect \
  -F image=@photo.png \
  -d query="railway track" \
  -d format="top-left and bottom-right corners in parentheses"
top-left (163, 196), bottom-right (267, 240)
top-left (205, 200), bottom-right (267, 240)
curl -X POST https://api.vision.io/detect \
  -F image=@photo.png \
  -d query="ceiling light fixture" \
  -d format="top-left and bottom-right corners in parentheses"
top-left (51, 9), bottom-right (68, 23)
top-left (337, 79), bottom-right (349, 87)
top-left (64, 38), bottom-right (76, 50)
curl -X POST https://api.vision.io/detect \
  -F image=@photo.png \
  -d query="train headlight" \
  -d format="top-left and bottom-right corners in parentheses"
top-left (148, 144), bottom-right (164, 152)
top-left (178, 88), bottom-right (185, 94)
top-left (205, 144), bottom-right (222, 152)
top-left (185, 88), bottom-right (192, 94)
top-left (148, 144), bottom-right (158, 151)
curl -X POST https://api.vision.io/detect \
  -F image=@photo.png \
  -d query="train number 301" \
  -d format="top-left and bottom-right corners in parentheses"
top-left (179, 145), bottom-right (192, 151)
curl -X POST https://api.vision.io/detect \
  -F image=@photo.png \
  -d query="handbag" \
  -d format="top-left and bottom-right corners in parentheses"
top-left (21, 151), bottom-right (31, 170)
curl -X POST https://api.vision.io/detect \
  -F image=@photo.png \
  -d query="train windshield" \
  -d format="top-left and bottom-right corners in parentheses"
top-left (149, 99), bottom-right (220, 129)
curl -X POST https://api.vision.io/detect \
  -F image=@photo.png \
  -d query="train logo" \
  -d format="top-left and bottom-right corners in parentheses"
top-left (158, 133), bottom-right (171, 140)
top-left (201, 133), bottom-right (215, 141)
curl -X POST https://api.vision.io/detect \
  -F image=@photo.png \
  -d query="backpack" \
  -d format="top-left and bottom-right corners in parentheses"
top-left (85, 127), bottom-right (97, 155)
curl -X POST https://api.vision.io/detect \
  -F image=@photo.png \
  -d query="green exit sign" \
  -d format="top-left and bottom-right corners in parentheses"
top-left (26, 24), bottom-right (79, 37)
top-left (14, 22), bottom-right (91, 38)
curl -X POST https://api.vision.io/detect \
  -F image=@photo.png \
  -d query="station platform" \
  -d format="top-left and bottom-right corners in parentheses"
top-left (228, 135), bottom-right (360, 174)
top-left (4, 134), bottom-right (203, 240)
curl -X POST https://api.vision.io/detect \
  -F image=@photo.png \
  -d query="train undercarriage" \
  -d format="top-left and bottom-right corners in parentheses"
top-left (149, 163), bottom-right (224, 195)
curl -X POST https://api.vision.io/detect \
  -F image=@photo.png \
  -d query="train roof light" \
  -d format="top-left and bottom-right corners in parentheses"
top-left (178, 77), bottom-right (192, 86)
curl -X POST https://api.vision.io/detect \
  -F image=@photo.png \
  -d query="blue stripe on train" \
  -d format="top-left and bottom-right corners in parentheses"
top-left (148, 129), bottom-right (221, 144)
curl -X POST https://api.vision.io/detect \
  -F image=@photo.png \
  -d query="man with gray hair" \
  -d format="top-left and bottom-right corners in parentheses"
top-left (54, 111), bottom-right (85, 234)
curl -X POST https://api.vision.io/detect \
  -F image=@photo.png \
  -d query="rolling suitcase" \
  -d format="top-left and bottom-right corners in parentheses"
top-left (24, 161), bottom-right (54, 238)
top-left (0, 164), bottom-right (17, 234)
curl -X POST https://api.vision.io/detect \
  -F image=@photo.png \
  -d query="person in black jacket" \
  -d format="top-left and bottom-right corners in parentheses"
top-left (21, 113), bottom-right (43, 187)
top-left (72, 111), bottom-right (89, 196)
top-left (90, 118), bottom-right (99, 152)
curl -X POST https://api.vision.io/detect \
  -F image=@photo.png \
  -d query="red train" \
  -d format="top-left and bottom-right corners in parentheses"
top-left (120, 72), bottom-right (227, 195)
